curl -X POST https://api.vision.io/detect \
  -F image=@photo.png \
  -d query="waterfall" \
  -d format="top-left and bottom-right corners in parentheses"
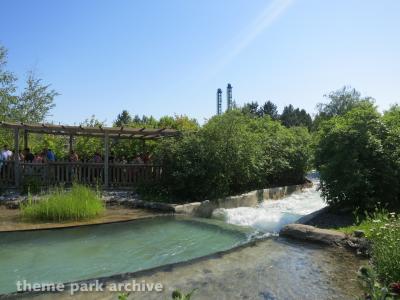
top-left (212, 180), bottom-right (326, 234)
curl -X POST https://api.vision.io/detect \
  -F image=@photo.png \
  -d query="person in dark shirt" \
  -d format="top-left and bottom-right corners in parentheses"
top-left (23, 148), bottom-right (35, 162)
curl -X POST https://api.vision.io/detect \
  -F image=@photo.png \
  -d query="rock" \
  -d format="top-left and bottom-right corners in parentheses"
top-left (5, 200), bottom-right (21, 209)
top-left (353, 230), bottom-right (365, 238)
top-left (280, 224), bottom-right (347, 246)
top-left (175, 202), bottom-right (202, 214)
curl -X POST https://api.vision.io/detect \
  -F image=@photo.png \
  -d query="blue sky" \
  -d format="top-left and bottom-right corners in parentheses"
top-left (1, 0), bottom-right (399, 125)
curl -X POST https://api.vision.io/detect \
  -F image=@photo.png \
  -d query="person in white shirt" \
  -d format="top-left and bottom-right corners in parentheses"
top-left (1, 145), bottom-right (13, 161)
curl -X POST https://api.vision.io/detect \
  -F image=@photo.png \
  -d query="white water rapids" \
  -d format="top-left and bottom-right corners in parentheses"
top-left (212, 181), bottom-right (326, 234)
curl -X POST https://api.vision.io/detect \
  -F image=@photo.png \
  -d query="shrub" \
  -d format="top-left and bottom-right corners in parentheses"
top-left (143, 111), bottom-right (312, 202)
top-left (314, 103), bottom-right (399, 211)
top-left (21, 184), bottom-right (104, 221)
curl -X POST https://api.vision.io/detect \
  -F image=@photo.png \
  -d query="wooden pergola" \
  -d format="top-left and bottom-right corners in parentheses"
top-left (0, 121), bottom-right (179, 188)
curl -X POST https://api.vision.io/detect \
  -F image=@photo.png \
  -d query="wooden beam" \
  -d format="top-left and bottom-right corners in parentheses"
top-left (69, 135), bottom-right (73, 152)
top-left (0, 121), bottom-right (180, 140)
top-left (14, 128), bottom-right (20, 188)
top-left (23, 130), bottom-right (28, 149)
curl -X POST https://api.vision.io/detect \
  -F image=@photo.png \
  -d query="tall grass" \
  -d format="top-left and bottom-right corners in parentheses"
top-left (368, 212), bottom-right (400, 285)
top-left (340, 209), bottom-right (400, 286)
top-left (21, 184), bottom-right (105, 222)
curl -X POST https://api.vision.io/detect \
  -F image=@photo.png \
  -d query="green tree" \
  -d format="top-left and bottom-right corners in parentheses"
top-left (241, 101), bottom-right (259, 117)
top-left (114, 110), bottom-right (132, 127)
top-left (0, 45), bottom-right (17, 121)
top-left (313, 86), bottom-right (375, 130)
top-left (280, 105), bottom-right (312, 130)
top-left (158, 115), bottom-right (199, 131)
top-left (314, 103), bottom-right (399, 210)
top-left (0, 46), bottom-right (58, 124)
top-left (259, 100), bottom-right (279, 120)
top-left (12, 71), bottom-right (58, 123)
top-left (317, 86), bottom-right (374, 118)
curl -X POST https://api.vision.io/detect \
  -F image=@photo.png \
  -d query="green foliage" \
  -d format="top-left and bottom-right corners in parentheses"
top-left (313, 86), bottom-right (375, 130)
top-left (0, 45), bottom-right (58, 124)
top-left (21, 184), bottom-right (105, 222)
top-left (13, 71), bottom-right (58, 123)
top-left (0, 44), bottom-right (58, 148)
top-left (75, 116), bottom-right (106, 160)
top-left (317, 86), bottom-right (375, 118)
top-left (314, 103), bottom-right (399, 211)
top-left (358, 265), bottom-right (398, 300)
top-left (341, 210), bottom-right (400, 298)
top-left (367, 212), bottom-right (400, 285)
top-left (144, 111), bottom-right (311, 202)
top-left (21, 176), bottom-right (43, 195)
top-left (0, 45), bottom-right (17, 120)
top-left (280, 104), bottom-right (312, 130)
top-left (111, 112), bottom-right (199, 160)
top-left (115, 110), bottom-right (132, 127)
top-left (117, 292), bottom-right (129, 300)
top-left (241, 100), bottom-right (280, 120)
top-left (172, 289), bottom-right (197, 300)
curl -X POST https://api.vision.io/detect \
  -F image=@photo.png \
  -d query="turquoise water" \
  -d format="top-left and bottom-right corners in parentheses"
top-left (0, 216), bottom-right (249, 294)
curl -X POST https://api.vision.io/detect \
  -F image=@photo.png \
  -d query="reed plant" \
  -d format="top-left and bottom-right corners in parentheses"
top-left (21, 184), bottom-right (105, 222)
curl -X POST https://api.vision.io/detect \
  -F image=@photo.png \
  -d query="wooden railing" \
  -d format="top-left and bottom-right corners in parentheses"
top-left (0, 161), bottom-right (162, 188)
top-left (0, 161), bottom-right (15, 186)
top-left (109, 164), bottom-right (162, 187)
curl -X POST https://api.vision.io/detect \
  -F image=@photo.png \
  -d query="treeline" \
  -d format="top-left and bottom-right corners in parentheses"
top-left (241, 101), bottom-right (312, 130)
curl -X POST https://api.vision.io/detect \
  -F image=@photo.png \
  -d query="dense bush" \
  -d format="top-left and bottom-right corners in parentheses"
top-left (314, 103), bottom-right (400, 211)
top-left (21, 184), bottom-right (104, 221)
top-left (142, 111), bottom-right (312, 202)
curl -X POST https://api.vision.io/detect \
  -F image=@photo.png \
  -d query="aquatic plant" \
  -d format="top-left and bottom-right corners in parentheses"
top-left (172, 289), bottom-right (197, 300)
top-left (21, 184), bottom-right (104, 221)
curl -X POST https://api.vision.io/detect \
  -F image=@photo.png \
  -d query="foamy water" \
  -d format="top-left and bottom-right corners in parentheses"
top-left (212, 182), bottom-right (326, 234)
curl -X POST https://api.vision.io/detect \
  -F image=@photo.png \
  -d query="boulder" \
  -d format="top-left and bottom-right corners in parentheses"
top-left (280, 224), bottom-right (347, 245)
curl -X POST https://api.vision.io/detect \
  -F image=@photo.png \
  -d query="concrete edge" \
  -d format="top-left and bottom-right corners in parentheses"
top-left (175, 181), bottom-right (313, 218)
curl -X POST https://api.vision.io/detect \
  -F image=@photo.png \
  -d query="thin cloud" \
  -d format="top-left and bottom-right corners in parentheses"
top-left (212, 0), bottom-right (294, 76)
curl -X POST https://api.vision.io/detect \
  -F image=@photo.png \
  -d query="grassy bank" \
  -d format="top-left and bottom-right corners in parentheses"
top-left (339, 210), bottom-right (400, 298)
top-left (21, 184), bottom-right (105, 222)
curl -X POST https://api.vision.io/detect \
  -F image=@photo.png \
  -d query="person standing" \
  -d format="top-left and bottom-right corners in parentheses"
top-left (46, 148), bottom-right (56, 162)
top-left (23, 148), bottom-right (35, 163)
top-left (1, 145), bottom-right (13, 161)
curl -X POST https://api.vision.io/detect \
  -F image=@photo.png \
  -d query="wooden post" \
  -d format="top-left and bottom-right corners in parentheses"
top-left (69, 135), bottom-right (73, 153)
top-left (14, 128), bottom-right (20, 188)
top-left (23, 130), bottom-right (28, 149)
top-left (104, 133), bottom-right (109, 188)
top-left (142, 139), bottom-right (146, 153)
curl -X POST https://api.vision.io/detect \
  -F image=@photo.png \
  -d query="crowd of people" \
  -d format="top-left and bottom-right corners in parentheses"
top-left (1, 144), bottom-right (153, 166)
